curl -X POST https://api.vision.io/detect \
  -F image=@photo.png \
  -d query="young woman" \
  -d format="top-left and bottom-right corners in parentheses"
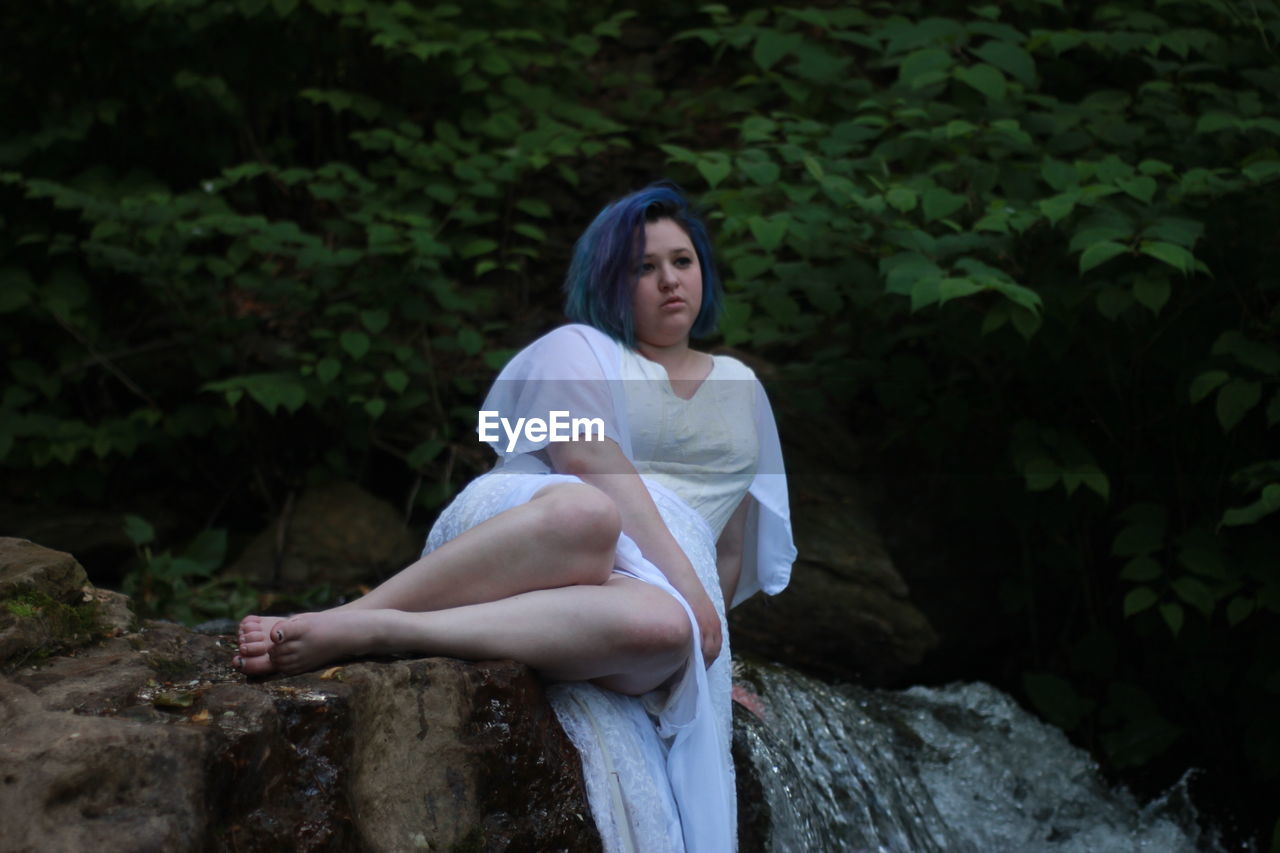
top-left (234, 183), bottom-right (795, 852)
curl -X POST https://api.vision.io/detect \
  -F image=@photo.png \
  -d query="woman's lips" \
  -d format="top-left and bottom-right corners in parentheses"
top-left (661, 297), bottom-right (685, 308)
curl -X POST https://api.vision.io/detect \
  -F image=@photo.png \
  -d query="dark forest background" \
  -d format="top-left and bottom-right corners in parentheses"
top-left (2, 0), bottom-right (1277, 847)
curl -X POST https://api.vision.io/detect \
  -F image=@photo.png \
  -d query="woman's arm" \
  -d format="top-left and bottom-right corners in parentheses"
top-left (547, 438), bottom-right (723, 664)
top-left (716, 494), bottom-right (750, 607)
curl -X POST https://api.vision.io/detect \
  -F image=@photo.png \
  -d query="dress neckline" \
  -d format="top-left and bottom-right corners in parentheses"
top-left (622, 344), bottom-right (718, 402)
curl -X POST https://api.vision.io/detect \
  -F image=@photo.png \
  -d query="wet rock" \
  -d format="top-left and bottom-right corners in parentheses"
top-left (226, 481), bottom-right (420, 591)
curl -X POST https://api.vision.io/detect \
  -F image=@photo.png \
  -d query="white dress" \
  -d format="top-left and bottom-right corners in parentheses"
top-left (421, 324), bottom-right (796, 852)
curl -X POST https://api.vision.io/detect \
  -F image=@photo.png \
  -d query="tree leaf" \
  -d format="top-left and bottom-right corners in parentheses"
top-left (1041, 158), bottom-right (1078, 191)
top-left (341, 330), bottom-right (371, 361)
top-left (1095, 286), bottom-right (1132, 320)
top-left (1023, 456), bottom-right (1058, 491)
top-left (732, 253), bottom-right (772, 281)
top-left (922, 188), bottom-right (966, 222)
top-left (1221, 483), bottom-right (1280, 526)
top-left (955, 63), bottom-right (1007, 100)
top-left (748, 215), bottom-right (789, 251)
top-left (1113, 520), bottom-right (1163, 557)
top-left (1226, 596), bottom-right (1254, 626)
top-left (459, 238), bottom-right (497, 259)
top-left (739, 156), bottom-right (780, 186)
top-left (696, 153), bottom-right (732, 188)
top-left (753, 31), bottom-right (802, 71)
top-left (361, 309), bottom-right (389, 334)
top-left (1139, 241), bottom-right (1195, 274)
top-left (1215, 378), bottom-right (1261, 432)
top-left (1117, 175), bottom-right (1157, 203)
top-left (1188, 370), bottom-right (1228, 404)
top-left (1158, 602), bottom-right (1184, 636)
top-left (898, 48), bottom-right (953, 88)
top-left (123, 514), bottom-right (156, 547)
top-left (1195, 111), bottom-right (1238, 133)
top-left (1171, 576), bottom-right (1215, 616)
top-left (803, 156), bottom-right (824, 181)
top-left (1038, 192), bottom-right (1077, 225)
top-left (1079, 241), bottom-right (1127, 274)
top-left (383, 369), bottom-right (409, 394)
top-left (244, 374), bottom-right (307, 414)
top-left (516, 198), bottom-right (552, 218)
top-left (1009, 304), bottom-right (1041, 340)
top-left (886, 187), bottom-right (918, 212)
top-left (972, 40), bottom-right (1036, 86)
top-left (457, 328), bottom-right (483, 355)
top-left (1212, 331), bottom-right (1280, 375)
top-left (1120, 557), bottom-right (1161, 582)
top-left (1141, 217), bottom-right (1203, 248)
top-left (1242, 160), bottom-right (1280, 182)
top-left (1123, 586), bottom-right (1158, 617)
top-left (316, 357), bottom-right (341, 384)
top-left (1132, 275), bottom-right (1171, 315)
top-left (184, 529), bottom-right (227, 573)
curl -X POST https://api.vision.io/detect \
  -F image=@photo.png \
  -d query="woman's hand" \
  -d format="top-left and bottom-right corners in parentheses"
top-left (686, 585), bottom-right (723, 665)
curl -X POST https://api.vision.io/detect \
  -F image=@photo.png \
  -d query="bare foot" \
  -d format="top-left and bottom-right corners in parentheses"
top-left (267, 610), bottom-right (394, 675)
top-left (235, 614), bottom-right (287, 676)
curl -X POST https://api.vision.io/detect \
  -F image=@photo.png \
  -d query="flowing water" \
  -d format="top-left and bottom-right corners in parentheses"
top-left (732, 663), bottom-right (1222, 852)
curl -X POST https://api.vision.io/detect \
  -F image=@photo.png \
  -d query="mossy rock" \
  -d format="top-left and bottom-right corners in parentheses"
top-left (0, 537), bottom-right (118, 670)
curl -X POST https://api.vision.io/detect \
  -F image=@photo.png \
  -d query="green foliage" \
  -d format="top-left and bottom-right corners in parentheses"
top-left (122, 514), bottom-right (253, 624)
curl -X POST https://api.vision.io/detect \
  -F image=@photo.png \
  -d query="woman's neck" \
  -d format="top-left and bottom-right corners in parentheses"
top-left (635, 337), bottom-right (691, 371)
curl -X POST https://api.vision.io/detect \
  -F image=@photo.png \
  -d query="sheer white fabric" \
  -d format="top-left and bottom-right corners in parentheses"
top-left (422, 324), bottom-right (796, 852)
top-left (618, 346), bottom-right (759, 539)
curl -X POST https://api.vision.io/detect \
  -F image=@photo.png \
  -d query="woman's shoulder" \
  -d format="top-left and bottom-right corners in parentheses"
top-left (527, 323), bottom-right (619, 352)
top-left (709, 351), bottom-right (760, 382)
top-left (499, 323), bottom-right (621, 379)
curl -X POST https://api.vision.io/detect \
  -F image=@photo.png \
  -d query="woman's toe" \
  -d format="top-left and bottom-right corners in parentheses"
top-left (237, 654), bottom-right (276, 676)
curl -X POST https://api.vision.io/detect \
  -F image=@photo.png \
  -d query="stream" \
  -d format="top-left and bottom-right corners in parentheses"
top-left (732, 662), bottom-right (1222, 852)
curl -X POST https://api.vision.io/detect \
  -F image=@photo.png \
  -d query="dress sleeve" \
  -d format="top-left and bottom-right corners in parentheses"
top-left (732, 378), bottom-right (797, 607)
top-left (478, 324), bottom-right (632, 463)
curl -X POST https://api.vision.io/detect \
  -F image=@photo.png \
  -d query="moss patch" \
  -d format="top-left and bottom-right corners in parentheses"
top-left (0, 588), bottom-right (105, 669)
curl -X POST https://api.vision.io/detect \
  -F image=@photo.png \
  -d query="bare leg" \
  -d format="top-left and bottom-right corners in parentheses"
top-left (266, 575), bottom-right (692, 695)
top-left (236, 482), bottom-right (621, 674)
top-left (350, 482), bottom-right (621, 612)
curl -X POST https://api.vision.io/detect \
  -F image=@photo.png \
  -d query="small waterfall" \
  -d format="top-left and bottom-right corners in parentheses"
top-left (732, 662), bottom-right (1218, 852)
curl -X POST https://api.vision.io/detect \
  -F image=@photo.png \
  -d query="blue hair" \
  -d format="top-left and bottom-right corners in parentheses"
top-left (563, 182), bottom-right (722, 346)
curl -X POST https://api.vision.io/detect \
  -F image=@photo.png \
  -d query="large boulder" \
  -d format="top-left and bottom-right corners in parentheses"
top-left (226, 481), bottom-right (421, 591)
top-left (0, 539), bottom-right (599, 852)
top-left (730, 411), bottom-right (938, 685)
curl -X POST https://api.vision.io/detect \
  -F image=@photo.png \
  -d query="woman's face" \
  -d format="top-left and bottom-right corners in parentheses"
top-left (631, 218), bottom-right (703, 349)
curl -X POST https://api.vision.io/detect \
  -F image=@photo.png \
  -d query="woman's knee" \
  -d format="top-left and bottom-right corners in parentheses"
top-left (534, 483), bottom-right (622, 556)
top-left (617, 598), bottom-right (693, 661)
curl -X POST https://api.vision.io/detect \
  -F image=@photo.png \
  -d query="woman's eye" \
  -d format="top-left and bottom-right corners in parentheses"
top-left (639, 262), bottom-right (655, 274)
top-left (675, 256), bottom-right (693, 268)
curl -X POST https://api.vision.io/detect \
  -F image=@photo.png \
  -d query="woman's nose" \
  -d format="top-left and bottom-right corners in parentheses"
top-left (658, 264), bottom-right (677, 289)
